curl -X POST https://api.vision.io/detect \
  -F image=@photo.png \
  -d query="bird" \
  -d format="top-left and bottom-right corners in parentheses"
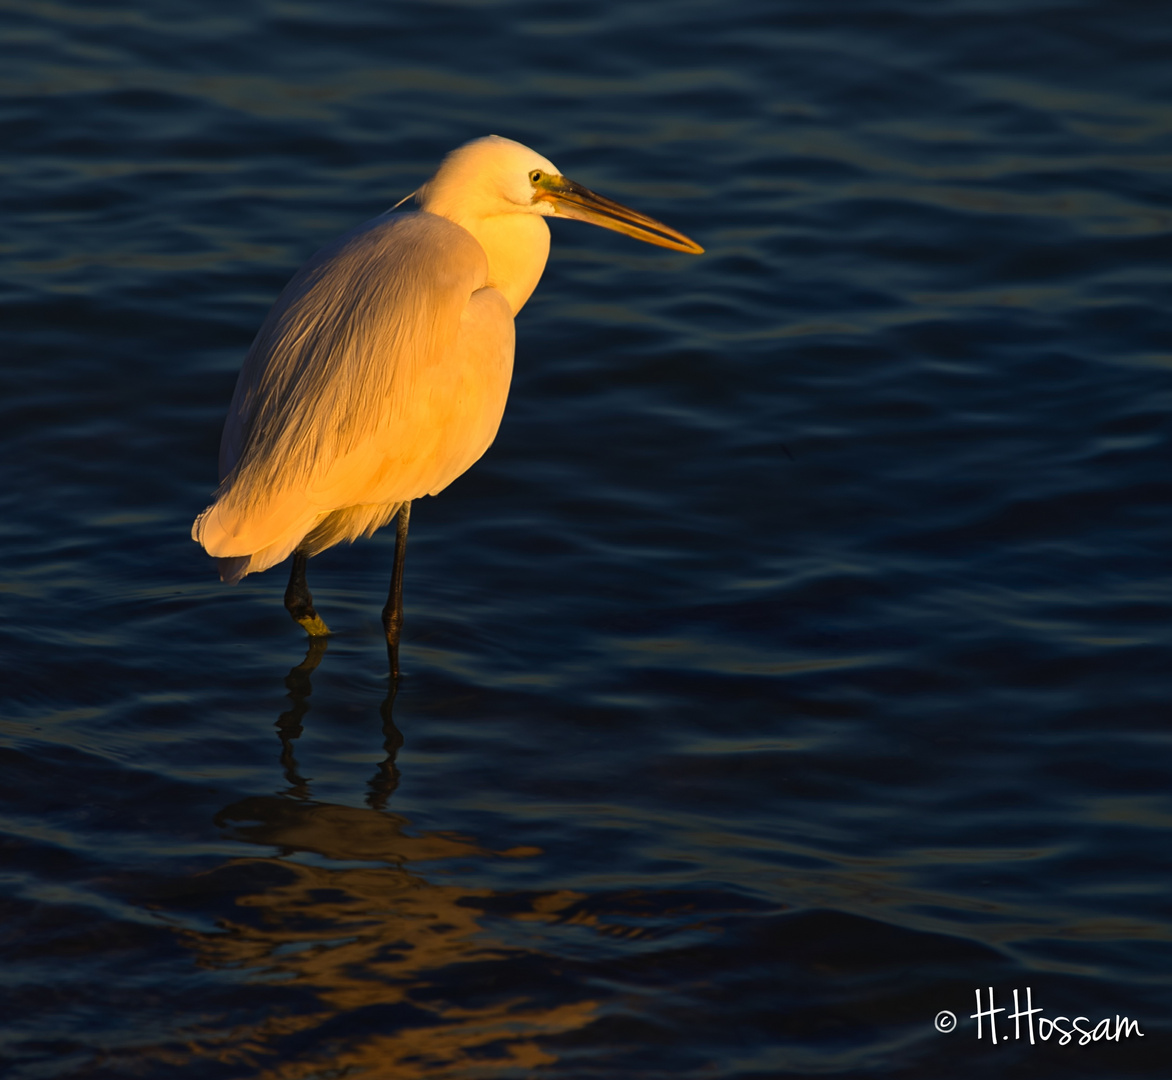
top-left (193, 135), bottom-right (703, 676)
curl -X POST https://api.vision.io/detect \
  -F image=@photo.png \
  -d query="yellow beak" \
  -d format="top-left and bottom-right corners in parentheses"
top-left (537, 175), bottom-right (704, 254)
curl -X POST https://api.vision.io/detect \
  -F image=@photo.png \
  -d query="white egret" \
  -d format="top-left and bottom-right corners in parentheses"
top-left (193, 135), bottom-right (702, 675)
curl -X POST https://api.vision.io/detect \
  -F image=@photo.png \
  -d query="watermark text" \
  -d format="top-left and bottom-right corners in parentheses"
top-left (932, 987), bottom-right (1144, 1046)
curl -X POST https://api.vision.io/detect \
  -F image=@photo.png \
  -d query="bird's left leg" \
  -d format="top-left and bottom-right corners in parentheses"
top-left (382, 501), bottom-right (412, 679)
top-left (284, 551), bottom-right (330, 636)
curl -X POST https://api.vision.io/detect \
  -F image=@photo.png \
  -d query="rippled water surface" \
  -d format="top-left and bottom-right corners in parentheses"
top-left (3, 1), bottom-right (1172, 1076)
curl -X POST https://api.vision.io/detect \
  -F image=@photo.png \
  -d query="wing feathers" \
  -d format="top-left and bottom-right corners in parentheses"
top-left (193, 211), bottom-right (507, 572)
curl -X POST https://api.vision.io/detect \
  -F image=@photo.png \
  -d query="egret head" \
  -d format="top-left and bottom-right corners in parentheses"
top-left (417, 135), bottom-right (703, 255)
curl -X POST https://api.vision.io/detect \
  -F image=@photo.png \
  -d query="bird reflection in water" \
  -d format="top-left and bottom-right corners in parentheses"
top-left (157, 649), bottom-right (599, 1078)
top-left (273, 636), bottom-right (403, 808)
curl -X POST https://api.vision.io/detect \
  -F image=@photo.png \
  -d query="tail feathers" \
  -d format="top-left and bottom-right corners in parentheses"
top-left (211, 529), bottom-right (304, 583)
top-left (217, 555), bottom-right (251, 585)
top-left (192, 495), bottom-right (321, 583)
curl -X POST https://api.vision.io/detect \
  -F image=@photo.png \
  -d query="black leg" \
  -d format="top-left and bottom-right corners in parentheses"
top-left (382, 501), bottom-right (412, 679)
top-left (284, 551), bottom-right (330, 636)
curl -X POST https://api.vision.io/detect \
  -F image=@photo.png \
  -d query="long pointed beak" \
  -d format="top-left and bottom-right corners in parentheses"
top-left (538, 176), bottom-right (704, 254)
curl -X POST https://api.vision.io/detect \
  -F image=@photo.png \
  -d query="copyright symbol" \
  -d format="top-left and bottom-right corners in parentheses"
top-left (934, 1010), bottom-right (957, 1033)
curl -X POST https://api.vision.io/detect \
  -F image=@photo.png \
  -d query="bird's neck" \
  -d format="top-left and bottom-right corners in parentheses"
top-left (458, 214), bottom-right (551, 316)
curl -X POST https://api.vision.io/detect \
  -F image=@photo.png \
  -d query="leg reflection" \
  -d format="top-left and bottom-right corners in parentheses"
top-left (366, 680), bottom-right (404, 810)
top-left (276, 636), bottom-right (328, 798)
top-left (273, 637), bottom-right (405, 809)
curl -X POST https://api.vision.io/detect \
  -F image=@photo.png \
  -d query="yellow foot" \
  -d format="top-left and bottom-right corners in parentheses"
top-left (295, 613), bottom-right (330, 637)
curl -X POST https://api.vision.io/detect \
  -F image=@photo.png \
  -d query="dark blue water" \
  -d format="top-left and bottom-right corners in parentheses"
top-left (3, 1), bottom-right (1171, 1076)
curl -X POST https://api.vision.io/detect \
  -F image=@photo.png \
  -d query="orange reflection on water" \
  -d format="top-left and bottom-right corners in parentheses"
top-left (170, 795), bottom-right (597, 1079)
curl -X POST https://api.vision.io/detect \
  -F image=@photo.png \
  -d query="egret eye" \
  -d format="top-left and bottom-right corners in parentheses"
top-left (529, 169), bottom-right (544, 184)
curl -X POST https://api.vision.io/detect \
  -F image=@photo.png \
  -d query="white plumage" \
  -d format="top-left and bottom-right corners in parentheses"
top-left (192, 135), bottom-right (701, 656)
